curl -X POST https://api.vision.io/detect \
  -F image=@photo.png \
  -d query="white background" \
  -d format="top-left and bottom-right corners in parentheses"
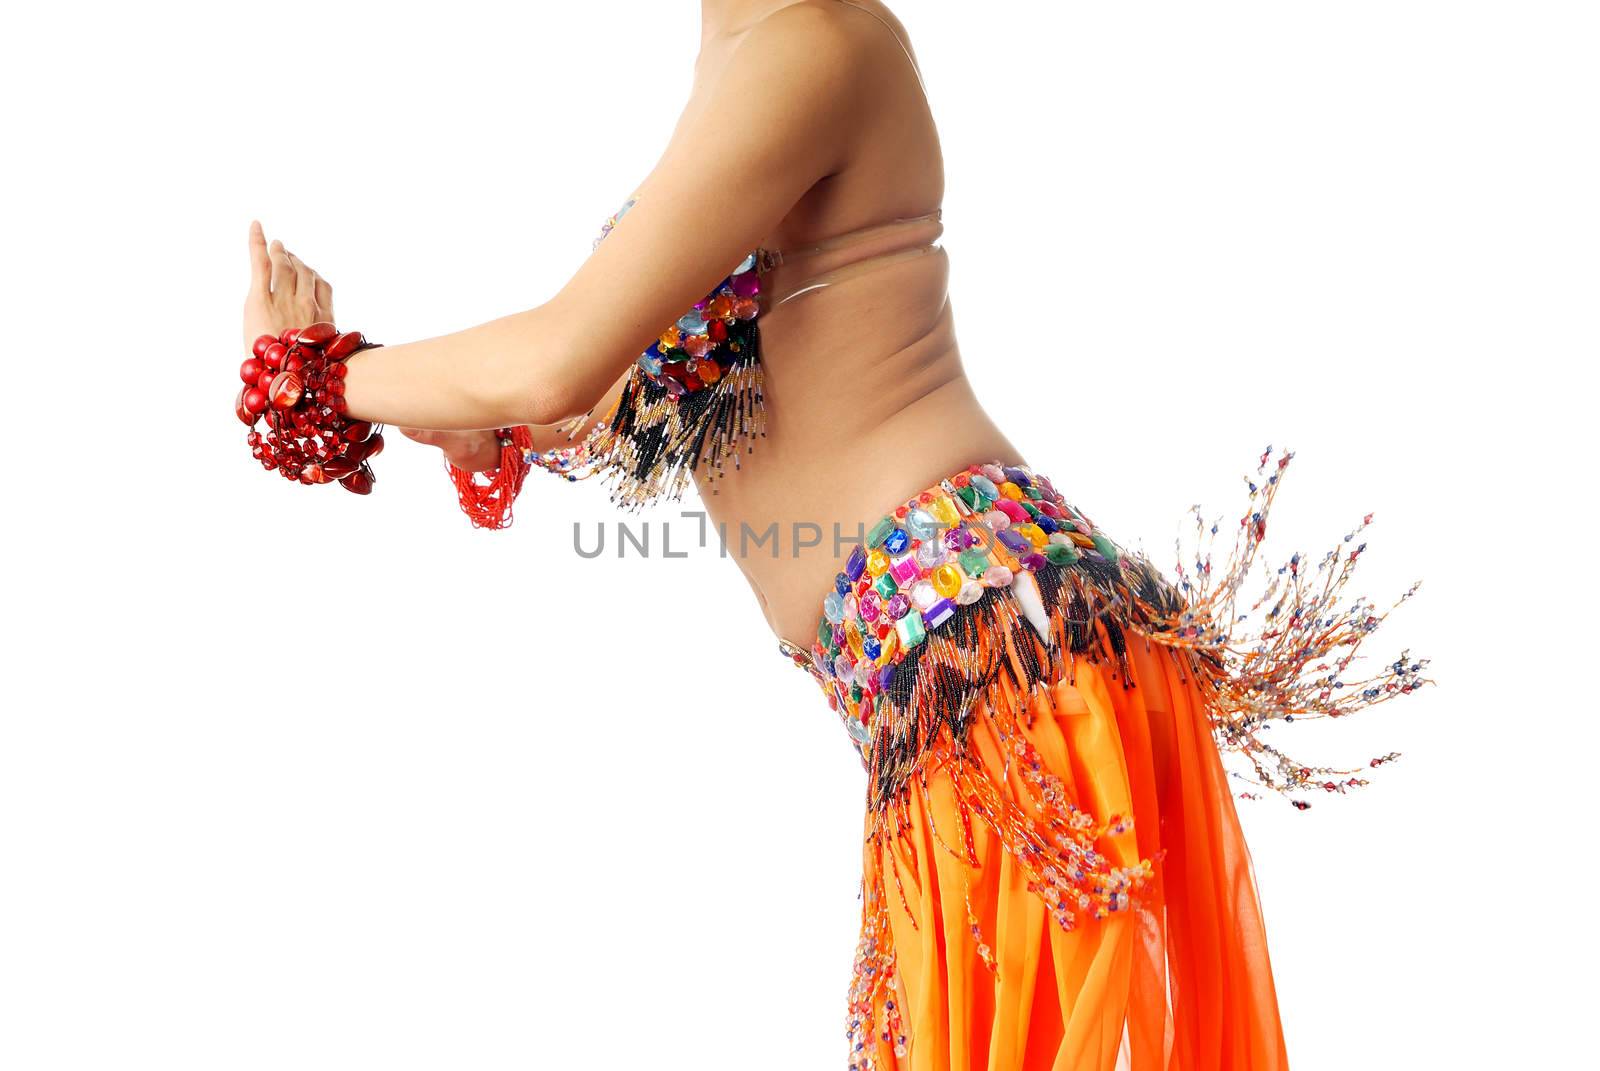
top-left (2, 1), bottom-right (1595, 1067)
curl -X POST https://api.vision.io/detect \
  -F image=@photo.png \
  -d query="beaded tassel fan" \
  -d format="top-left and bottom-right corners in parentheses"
top-left (529, 199), bottom-right (768, 510)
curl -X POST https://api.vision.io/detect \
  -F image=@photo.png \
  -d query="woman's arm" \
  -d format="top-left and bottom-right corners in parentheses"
top-left (326, 6), bottom-right (869, 432)
top-left (396, 364), bottom-right (633, 471)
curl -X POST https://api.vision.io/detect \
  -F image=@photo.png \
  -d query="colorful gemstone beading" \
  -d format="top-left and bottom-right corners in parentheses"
top-left (524, 198), bottom-right (769, 509)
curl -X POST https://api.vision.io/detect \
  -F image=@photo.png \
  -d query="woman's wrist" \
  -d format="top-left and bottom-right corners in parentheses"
top-left (447, 424), bottom-right (535, 529)
top-left (233, 315), bottom-right (539, 524)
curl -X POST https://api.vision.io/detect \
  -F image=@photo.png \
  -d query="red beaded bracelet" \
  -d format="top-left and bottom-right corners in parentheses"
top-left (448, 425), bottom-right (534, 529)
top-left (235, 322), bottom-right (384, 494)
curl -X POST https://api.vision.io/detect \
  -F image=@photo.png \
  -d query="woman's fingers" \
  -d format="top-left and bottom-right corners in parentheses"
top-left (287, 252), bottom-right (316, 302)
top-left (249, 224), bottom-right (332, 324)
top-left (397, 428), bottom-right (503, 471)
top-left (247, 221), bottom-right (271, 296)
top-left (313, 273), bottom-right (333, 314)
top-left (269, 239), bottom-right (295, 294)
top-left (447, 439), bottom-right (502, 471)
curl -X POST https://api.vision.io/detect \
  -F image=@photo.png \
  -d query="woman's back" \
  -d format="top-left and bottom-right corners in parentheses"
top-left (688, 0), bottom-right (1021, 644)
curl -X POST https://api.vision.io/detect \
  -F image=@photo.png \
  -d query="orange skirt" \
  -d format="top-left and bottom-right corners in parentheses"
top-left (782, 454), bottom-right (1428, 1071)
top-left (865, 635), bottom-right (1287, 1071)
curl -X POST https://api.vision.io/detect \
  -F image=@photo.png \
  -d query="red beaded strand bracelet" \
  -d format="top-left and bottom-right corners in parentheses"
top-left (448, 425), bottom-right (535, 529)
top-left (235, 322), bottom-right (385, 494)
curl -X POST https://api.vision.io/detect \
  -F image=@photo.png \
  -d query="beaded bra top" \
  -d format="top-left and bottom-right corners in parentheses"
top-left (525, 198), bottom-right (943, 509)
top-left (521, 4), bottom-right (939, 509)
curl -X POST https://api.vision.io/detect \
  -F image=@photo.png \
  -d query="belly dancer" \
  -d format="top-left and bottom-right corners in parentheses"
top-left (232, 3), bottom-right (1431, 1067)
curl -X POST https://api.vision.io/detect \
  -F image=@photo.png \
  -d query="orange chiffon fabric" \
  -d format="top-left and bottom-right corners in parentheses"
top-left (866, 634), bottom-right (1288, 1071)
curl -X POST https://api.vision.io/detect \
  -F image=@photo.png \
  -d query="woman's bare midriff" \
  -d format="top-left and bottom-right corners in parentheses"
top-left (691, 246), bottom-right (1022, 647)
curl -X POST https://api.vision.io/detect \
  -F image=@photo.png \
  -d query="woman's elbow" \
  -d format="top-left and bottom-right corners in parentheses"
top-left (473, 314), bottom-right (590, 428)
top-left (521, 377), bottom-right (586, 428)
top-left (477, 369), bottom-right (580, 429)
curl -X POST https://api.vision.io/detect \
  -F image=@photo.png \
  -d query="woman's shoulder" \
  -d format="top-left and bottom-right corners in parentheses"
top-left (735, 0), bottom-right (904, 77)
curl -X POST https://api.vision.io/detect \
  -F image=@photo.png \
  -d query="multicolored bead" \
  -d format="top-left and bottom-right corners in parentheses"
top-left (800, 462), bottom-right (1135, 760)
top-left (525, 197), bottom-right (769, 508)
top-left (894, 610), bottom-right (926, 649)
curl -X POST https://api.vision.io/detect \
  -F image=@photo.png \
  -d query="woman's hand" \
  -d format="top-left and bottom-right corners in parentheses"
top-left (243, 220), bottom-right (334, 351)
top-left (398, 427), bottom-right (505, 472)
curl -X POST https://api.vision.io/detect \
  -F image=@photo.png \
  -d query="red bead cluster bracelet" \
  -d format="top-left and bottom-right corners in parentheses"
top-left (235, 322), bottom-right (384, 494)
